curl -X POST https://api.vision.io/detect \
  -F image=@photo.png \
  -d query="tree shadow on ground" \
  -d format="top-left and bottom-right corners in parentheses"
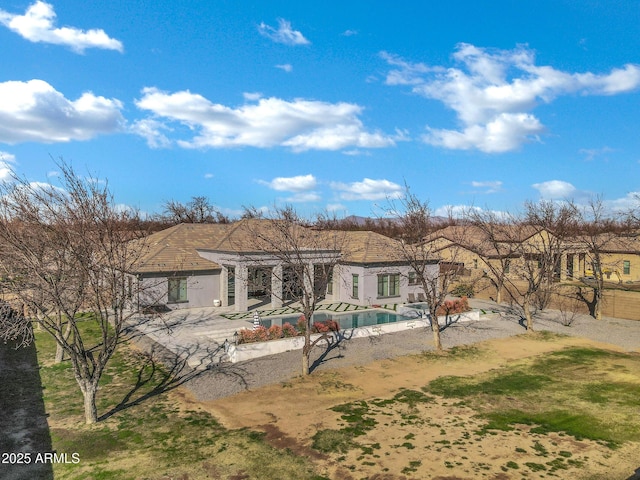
top-left (99, 335), bottom-right (249, 421)
top-left (309, 329), bottom-right (354, 373)
top-left (0, 339), bottom-right (54, 480)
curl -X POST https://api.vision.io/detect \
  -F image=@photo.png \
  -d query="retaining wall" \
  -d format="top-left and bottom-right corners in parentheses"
top-left (227, 310), bottom-right (480, 363)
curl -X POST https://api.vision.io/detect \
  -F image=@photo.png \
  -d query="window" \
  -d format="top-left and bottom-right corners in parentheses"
top-left (408, 271), bottom-right (419, 286)
top-left (352, 274), bottom-right (359, 299)
top-left (623, 260), bottom-right (631, 275)
top-left (326, 270), bottom-right (333, 295)
top-left (378, 273), bottom-right (400, 298)
top-left (168, 277), bottom-right (187, 303)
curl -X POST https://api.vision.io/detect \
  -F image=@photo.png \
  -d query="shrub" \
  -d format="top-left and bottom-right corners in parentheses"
top-left (436, 297), bottom-right (470, 316)
top-left (238, 329), bottom-right (255, 344)
top-left (253, 326), bottom-right (268, 342)
top-left (282, 322), bottom-right (298, 337)
top-left (297, 315), bottom-right (307, 333)
top-left (267, 324), bottom-right (283, 340)
top-left (312, 319), bottom-right (340, 333)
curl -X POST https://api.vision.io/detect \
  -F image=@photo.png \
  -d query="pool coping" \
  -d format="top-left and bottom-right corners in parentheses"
top-left (226, 310), bottom-right (480, 363)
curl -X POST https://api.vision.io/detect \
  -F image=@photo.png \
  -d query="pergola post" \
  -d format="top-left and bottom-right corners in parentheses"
top-left (271, 264), bottom-right (283, 308)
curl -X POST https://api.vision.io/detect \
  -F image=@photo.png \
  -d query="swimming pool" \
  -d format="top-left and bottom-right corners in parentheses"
top-left (260, 308), bottom-right (421, 330)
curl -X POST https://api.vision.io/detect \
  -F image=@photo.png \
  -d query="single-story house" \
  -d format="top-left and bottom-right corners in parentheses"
top-left (132, 220), bottom-right (435, 311)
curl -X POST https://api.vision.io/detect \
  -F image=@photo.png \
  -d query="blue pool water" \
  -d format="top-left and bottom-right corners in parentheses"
top-left (260, 309), bottom-right (420, 330)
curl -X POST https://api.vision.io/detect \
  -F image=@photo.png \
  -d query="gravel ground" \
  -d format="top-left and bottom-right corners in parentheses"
top-left (162, 300), bottom-right (639, 402)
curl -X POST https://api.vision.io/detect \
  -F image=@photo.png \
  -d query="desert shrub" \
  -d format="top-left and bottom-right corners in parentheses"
top-left (267, 324), bottom-right (283, 340)
top-left (312, 319), bottom-right (340, 333)
top-left (253, 326), bottom-right (268, 342)
top-left (297, 315), bottom-right (307, 333)
top-left (436, 297), bottom-right (470, 316)
top-left (282, 322), bottom-right (298, 337)
top-left (238, 329), bottom-right (255, 344)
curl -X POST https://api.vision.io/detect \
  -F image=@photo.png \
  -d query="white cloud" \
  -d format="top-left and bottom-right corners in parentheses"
top-left (434, 204), bottom-right (508, 219)
top-left (0, 79), bottom-right (124, 144)
top-left (0, 1), bottom-right (123, 53)
top-left (258, 18), bottom-right (309, 46)
top-left (327, 203), bottom-right (347, 212)
top-left (259, 174), bottom-right (320, 203)
top-left (342, 29), bottom-right (358, 37)
top-left (331, 178), bottom-right (403, 201)
top-left (129, 118), bottom-right (171, 148)
top-left (285, 192), bottom-right (321, 203)
top-left (579, 146), bottom-right (615, 161)
top-left (204, 173), bottom-right (214, 179)
top-left (134, 88), bottom-right (396, 151)
top-left (383, 43), bottom-right (640, 153)
top-left (424, 113), bottom-right (543, 153)
top-left (0, 151), bottom-right (16, 181)
top-left (260, 174), bottom-right (317, 192)
top-left (532, 180), bottom-right (577, 199)
top-left (243, 92), bottom-right (263, 101)
top-left (471, 180), bottom-right (503, 193)
top-left (276, 63), bottom-right (293, 72)
top-left (605, 191), bottom-right (640, 213)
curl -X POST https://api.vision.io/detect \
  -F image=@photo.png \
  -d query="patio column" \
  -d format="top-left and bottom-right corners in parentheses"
top-left (560, 254), bottom-right (567, 281)
top-left (235, 264), bottom-right (248, 312)
top-left (220, 267), bottom-right (228, 307)
top-left (271, 265), bottom-right (283, 308)
top-left (304, 262), bottom-right (314, 298)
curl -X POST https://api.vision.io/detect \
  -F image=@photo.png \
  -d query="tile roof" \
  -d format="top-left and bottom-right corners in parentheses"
top-left (134, 220), bottom-right (408, 273)
top-left (337, 230), bottom-right (406, 264)
top-left (134, 223), bottom-right (230, 273)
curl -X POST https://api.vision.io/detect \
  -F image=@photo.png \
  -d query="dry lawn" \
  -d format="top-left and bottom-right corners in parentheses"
top-left (195, 333), bottom-right (640, 480)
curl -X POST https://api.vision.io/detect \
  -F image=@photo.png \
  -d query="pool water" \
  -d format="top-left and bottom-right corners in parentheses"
top-left (261, 309), bottom-right (418, 330)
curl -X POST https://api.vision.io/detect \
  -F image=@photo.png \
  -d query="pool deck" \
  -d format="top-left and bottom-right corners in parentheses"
top-left (126, 301), bottom-right (490, 369)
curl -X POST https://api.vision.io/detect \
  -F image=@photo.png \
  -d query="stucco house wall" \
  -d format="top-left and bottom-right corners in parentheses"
top-left (337, 263), bottom-right (436, 305)
top-left (137, 270), bottom-right (220, 310)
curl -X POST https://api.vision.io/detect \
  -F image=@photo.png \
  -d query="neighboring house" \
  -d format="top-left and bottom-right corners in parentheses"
top-left (133, 220), bottom-right (435, 312)
top-left (425, 225), bottom-right (640, 294)
top-left (592, 235), bottom-right (640, 283)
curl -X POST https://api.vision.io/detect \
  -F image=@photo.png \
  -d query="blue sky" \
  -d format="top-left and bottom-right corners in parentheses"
top-left (1, 0), bottom-right (639, 218)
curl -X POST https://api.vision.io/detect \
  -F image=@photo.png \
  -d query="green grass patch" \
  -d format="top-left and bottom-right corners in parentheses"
top-left (423, 346), bottom-right (640, 448)
top-left (31, 324), bottom-right (323, 480)
top-left (427, 371), bottom-right (552, 397)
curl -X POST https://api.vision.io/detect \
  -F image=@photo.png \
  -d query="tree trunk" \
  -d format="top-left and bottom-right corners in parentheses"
top-left (55, 342), bottom-right (64, 364)
top-left (495, 288), bottom-right (502, 305)
top-left (430, 311), bottom-right (442, 351)
top-left (80, 380), bottom-right (98, 424)
top-left (301, 329), bottom-right (311, 376)
top-left (523, 298), bottom-right (535, 332)
top-left (54, 320), bottom-right (71, 364)
top-left (594, 286), bottom-right (602, 321)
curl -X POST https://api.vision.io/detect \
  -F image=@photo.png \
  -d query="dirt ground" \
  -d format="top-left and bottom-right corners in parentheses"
top-left (179, 334), bottom-right (640, 480)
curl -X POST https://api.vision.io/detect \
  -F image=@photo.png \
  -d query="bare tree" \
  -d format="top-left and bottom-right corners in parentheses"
top-left (465, 210), bottom-right (521, 304)
top-left (0, 162), bottom-right (151, 424)
top-left (509, 201), bottom-right (577, 331)
top-left (162, 196), bottom-right (229, 224)
top-left (241, 207), bottom-right (345, 375)
top-left (569, 196), bottom-right (633, 320)
top-left (389, 190), bottom-right (463, 351)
